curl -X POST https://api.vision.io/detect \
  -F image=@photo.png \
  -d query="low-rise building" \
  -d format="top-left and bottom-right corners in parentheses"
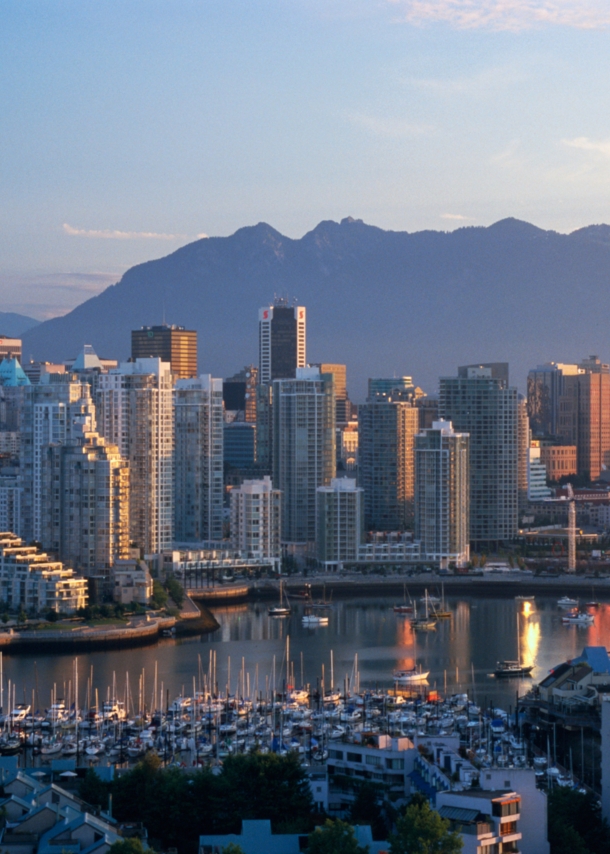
top-left (437, 789), bottom-right (522, 854)
top-left (112, 559), bottom-right (153, 605)
top-left (0, 532), bottom-right (87, 613)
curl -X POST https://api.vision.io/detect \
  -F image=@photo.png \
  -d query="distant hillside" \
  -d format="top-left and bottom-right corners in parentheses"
top-left (0, 312), bottom-right (41, 338)
top-left (21, 217), bottom-right (610, 399)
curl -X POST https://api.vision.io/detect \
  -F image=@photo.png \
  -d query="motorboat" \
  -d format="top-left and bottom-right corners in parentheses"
top-left (562, 612), bottom-right (594, 626)
top-left (515, 595), bottom-right (535, 601)
top-left (302, 614), bottom-right (329, 626)
top-left (393, 667), bottom-right (430, 684)
top-left (558, 596), bottom-right (578, 608)
top-left (494, 660), bottom-right (533, 678)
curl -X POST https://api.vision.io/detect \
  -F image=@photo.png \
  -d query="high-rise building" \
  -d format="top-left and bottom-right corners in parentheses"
top-left (313, 364), bottom-right (349, 424)
top-left (368, 377), bottom-right (414, 398)
top-left (273, 367), bottom-right (335, 547)
top-left (258, 299), bottom-right (306, 385)
top-left (255, 383), bottom-right (273, 474)
top-left (527, 362), bottom-right (582, 437)
top-left (439, 364), bottom-right (518, 548)
top-left (414, 420), bottom-right (470, 568)
top-left (528, 442), bottom-right (551, 501)
top-left (224, 422), bottom-right (256, 469)
top-left (131, 325), bottom-right (197, 379)
top-left (174, 375), bottom-right (224, 543)
top-left (20, 374), bottom-right (97, 543)
top-left (230, 476), bottom-right (281, 568)
top-left (97, 358), bottom-right (174, 554)
top-left (40, 415), bottom-right (130, 583)
top-left (223, 366), bottom-right (258, 422)
top-left (575, 356), bottom-right (610, 481)
top-left (316, 477), bottom-right (364, 570)
top-left (517, 395), bottom-right (530, 515)
top-left (358, 391), bottom-right (419, 531)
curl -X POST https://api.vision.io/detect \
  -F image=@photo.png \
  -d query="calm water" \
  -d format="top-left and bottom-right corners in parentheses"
top-left (4, 594), bottom-right (610, 714)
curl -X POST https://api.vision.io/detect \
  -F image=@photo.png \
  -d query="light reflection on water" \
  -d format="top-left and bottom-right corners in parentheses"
top-left (2, 595), bottom-right (609, 713)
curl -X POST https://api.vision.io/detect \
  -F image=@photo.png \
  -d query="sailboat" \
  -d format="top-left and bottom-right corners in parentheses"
top-left (393, 584), bottom-right (413, 614)
top-left (393, 615), bottom-right (429, 682)
top-left (433, 583), bottom-right (452, 620)
top-left (310, 585), bottom-right (333, 610)
top-left (495, 610), bottom-right (533, 677)
top-left (410, 590), bottom-right (436, 630)
top-left (268, 580), bottom-right (292, 617)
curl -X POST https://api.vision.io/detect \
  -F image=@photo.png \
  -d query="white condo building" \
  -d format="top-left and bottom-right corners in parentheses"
top-left (230, 476), bottom-right (281, 569)
top-left (316, 477), bottom-right (364, 570)
top-left (174, 375), bottom-right (224, 543)
top-left (415, 420), bottom-right (470, 568)
top-left (97, 358), bottom-right (174, 555)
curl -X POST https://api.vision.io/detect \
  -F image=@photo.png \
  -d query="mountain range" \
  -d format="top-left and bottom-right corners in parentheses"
top-left (0, 313), bottom-right (40, 338)
top-left (20, 216), bottom-right (610, 400)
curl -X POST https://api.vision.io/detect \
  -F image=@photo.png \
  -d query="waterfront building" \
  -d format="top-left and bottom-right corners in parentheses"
top-left (230, 476), bottom-right (281, 569)
top-left (0, 337), bottom-right (21, 363)
top-left (258, 299), bottom-right (306, 385)
top-left (131, 324), bottom-right (198, 379)
top-left (356, 533), bottom-right (421, 565)
top-left (20, 374), bottom-right (97, 543)
top-left (40, 415), bottom-right (130, 584)
top-left (414, 420), bottom-right (470, 568)
top-left (358, 390), bottom-right (419, 531)
top-left (223, 365), bottom-right (258, 422)
top-left (97, 358), bottom-right (174, 554)
top-left (273, 367), bottom-right (335, 548)
top-left (174, 375), bottom-right (224, 543)
top-left (527, 443), bottom-right (551, 501)
top-left (439, 364), bottom-right (518, 548)
top-left (0, 532), bottom-right (87, 613)
top-left (112, 558), bottom-right (153, 605)
top-left (316, 477), bottom-right (364, 570)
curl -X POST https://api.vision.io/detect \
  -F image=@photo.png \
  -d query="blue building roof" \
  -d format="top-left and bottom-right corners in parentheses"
top-left (573, 646), bottom-right (610, 673)
top-left (0, 357), bottom-right (30, 386)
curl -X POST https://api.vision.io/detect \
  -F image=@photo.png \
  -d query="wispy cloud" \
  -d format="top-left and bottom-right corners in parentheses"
top-left (389, 0), bottom-right (610, 31)
top-left (406, 64), bottom-right (527, 96)
top-left (63, 223), bottom-right (208, 241)
top-left (440, 213), bottom-right (473, 220)
top-left (562, 137), bottom-right (610, 156)
top-left (490, 139), bottom-right (524, 169)
top-left (345, 111), bottom-right (433, 138)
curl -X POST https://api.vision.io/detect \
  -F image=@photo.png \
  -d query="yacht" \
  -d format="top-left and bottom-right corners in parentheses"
top-left (494, 660), bottom-right (533, 678)
top-left (558, 596), bottom-right (578, 608)
top-left (392, 667), bottom-right (430, 684)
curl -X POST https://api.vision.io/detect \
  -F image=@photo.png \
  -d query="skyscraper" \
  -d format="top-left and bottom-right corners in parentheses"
top-left (313, 364), bottom-right (349, 423)
top-left (258, 299), bottom-right (306, 384)
top-left (20, 374), bottom-right (97, 543)
top-left (439, 364), bottom-right (518, 548)
top-left (414, 420), bottom-right (470, 568)
top-left (131, 325), bottom-right (197, 379)
top-left (527, 362), bottom-right (582, 437)
top-left (40, 415), bottom-right (130, 584)
top-left (174, 375), bottom-right (224, 542)
top-left (97, 358), bottom-right (174, 554)
top-left (273, 367), bottom-right (335, 547)
top-left (358, 391), bottom-right (419, 531)
top-left (575, 356), bottom-right (610, 481)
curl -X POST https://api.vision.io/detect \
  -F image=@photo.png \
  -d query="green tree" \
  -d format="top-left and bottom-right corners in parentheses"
top-left (151, 580), bottom-right (168, 609)
top-left (348, 782), bottom-right (391, 840)
top-left (548, 787), bottom-right (610, 854)
top-left (220, 846), bottom-right (244, 854)
top-left (389, 800), bottom-right (463, 854)
top-left (307, 819), bottom-right (369, 854)
top-left (107, 840), bottom-right (146, 854)
top-left (79, 768), bottom-right (110, 810)
top-left (164, 573), bottom-right (184, 608)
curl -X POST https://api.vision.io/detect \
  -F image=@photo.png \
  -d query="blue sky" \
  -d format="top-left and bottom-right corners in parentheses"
top-left (2, 0), bottom-right (610, 318)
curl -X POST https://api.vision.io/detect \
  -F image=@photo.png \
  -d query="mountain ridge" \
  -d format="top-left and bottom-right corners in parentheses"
top-left (21, 217), bottom-right (610, 400)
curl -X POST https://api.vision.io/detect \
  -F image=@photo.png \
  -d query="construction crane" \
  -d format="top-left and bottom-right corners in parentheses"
top-left (566, 482), bottom-right (576, 572)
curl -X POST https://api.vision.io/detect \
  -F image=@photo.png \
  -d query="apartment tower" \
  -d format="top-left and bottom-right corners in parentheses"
top-left (131, 325), bottom-right (197, 380)
top-left (273, 367), bottom-right (335, 547)
top-left (174, 375), bottom-right (224, 542)
top-left (258, 299), bottom-right (306, 385)
top-left (414, 420), bottom-right (470, 568)
top-left (439, 364), bottom-right (518, 549)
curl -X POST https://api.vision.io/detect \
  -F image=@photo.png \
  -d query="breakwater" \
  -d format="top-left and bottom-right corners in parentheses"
top-left (0, 616), bottom-right (177, 653)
